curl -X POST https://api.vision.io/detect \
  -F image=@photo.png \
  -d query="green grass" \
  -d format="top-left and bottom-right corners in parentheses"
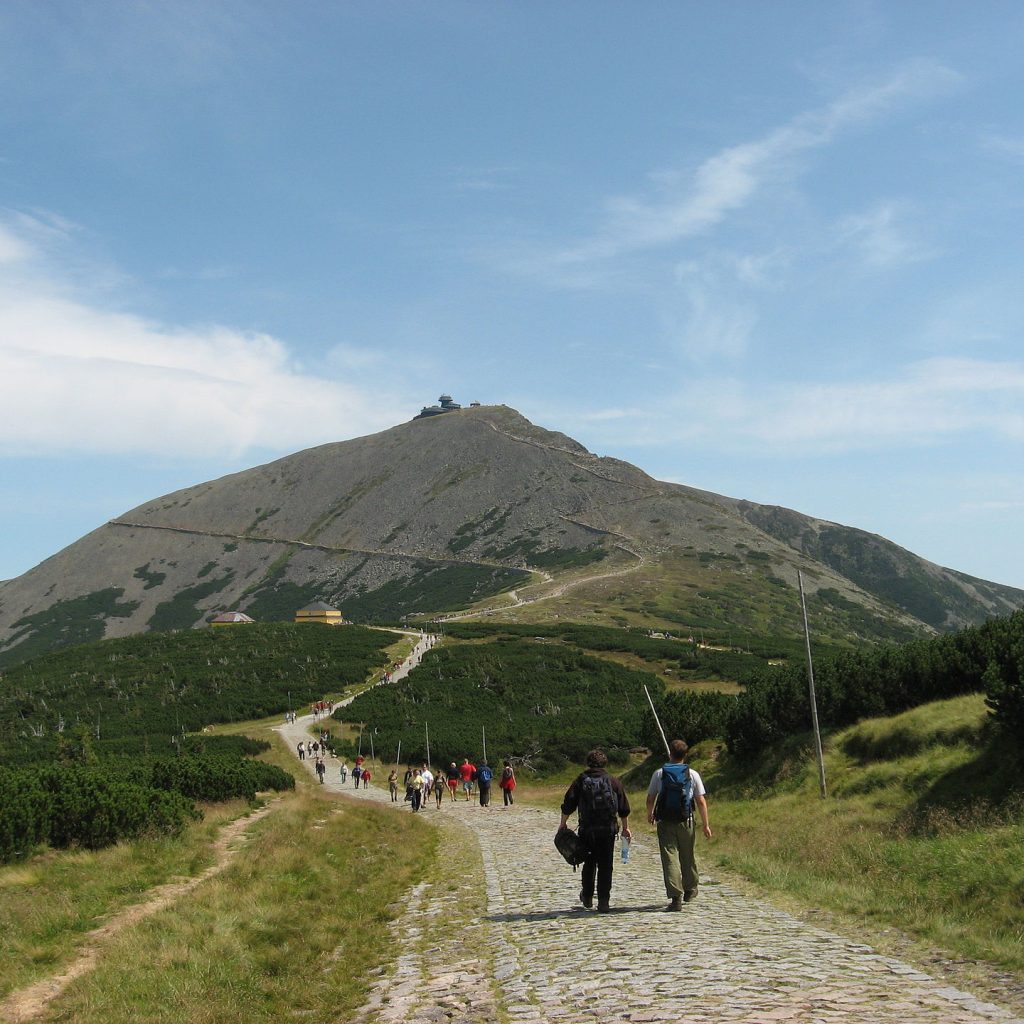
top-left (26, 789), bottom-right (435, 1024)
top-left (0, 799), bottom-right (248, 999)
top-left (699, 694), bottom-right (1024, 972)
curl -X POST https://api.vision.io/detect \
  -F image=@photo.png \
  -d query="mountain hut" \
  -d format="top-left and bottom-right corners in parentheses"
top-left (210, 611), bottom-right (255, 626)
top-left (295, 601), bottom-right (344, 626)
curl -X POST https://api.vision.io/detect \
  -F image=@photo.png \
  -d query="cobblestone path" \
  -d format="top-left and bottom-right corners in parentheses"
top-left (280, 720), bottom-right (1021, 1024)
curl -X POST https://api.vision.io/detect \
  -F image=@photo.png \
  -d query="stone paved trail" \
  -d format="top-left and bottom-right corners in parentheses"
top-left (282, 717), bottom-right (1021, 1024)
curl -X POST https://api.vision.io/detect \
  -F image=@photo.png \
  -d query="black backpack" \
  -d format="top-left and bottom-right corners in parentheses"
top-left (554, 826), bottom-right (587, 869)
top-left (578, 773), bottom-right (619, 832)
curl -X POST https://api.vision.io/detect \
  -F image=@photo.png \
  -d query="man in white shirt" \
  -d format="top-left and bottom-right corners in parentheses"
top-left (645, 739), bottom-right (712, 911)
top-left (420, 764), bottom-right (434, 803)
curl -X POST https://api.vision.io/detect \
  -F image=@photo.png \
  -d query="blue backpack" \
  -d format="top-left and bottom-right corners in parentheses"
top-left (478, 765), bottom-right (493, 784)
top-left (656, 763), bottom-right (694, 823)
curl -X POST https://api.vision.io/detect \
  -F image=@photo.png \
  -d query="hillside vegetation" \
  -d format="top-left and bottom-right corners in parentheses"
top-left (696, 693), bottom-right (1023, 973)
top-left (0, 622), bottom-right (394, 763)
top-left (0, 623), bottom-right (396, 863)
top-left (336, 639), bottom-right (666, 770)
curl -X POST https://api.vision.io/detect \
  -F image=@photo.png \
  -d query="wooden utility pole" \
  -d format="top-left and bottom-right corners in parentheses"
top-left (643, 684), bottom-right (671, 758)
top-left (798, 571), bottom-right (828, 798)
top-left (424, 721), bottom-right (431, 768)
top-left (482, 725), bottom-right (487, 764)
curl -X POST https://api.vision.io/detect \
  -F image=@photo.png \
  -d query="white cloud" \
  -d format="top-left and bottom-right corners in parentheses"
top-left (544, 60), bottom-right (961, 269)
top-left (0, 216), bottom-right (413, 458)
top-left (571, 357), bottom-right (1024, 455)
top-left (836, 201), bottom-right (937, 268)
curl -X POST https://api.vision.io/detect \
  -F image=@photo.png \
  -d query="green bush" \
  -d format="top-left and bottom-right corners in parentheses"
top-left (338, 639), bottom-right (664, 771)
top-left (727, 610), bottom-right (1024, 759)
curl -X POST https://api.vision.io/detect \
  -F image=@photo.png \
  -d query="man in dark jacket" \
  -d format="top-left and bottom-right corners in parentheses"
top-left (558, 749), bottom-right (631, 913)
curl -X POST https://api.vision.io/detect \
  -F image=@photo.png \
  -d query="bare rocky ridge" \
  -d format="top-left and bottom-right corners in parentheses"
top-left (2, 405), bottom-right (1022, 665)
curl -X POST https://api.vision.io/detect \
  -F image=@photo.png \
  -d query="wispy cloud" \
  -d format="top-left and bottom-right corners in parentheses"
top-left (566, 357), bottom-right (1024, 455)
top-left (540, 59), bottom-right (961, 270)
top-left (0, 214), bottom-right (414, 458)
top-left (836, 201), bottom-right (938, 268)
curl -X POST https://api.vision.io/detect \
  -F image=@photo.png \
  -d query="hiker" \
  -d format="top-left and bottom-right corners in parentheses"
top-left (339, 761), bottom-right (348, 783)
top-left (645, 739), bottom-right (712, 911)
top-left (500, 760), bottom-right (516, 806)
top-left (434, 773), bottom-right (445, 807)
top-left (388, 769), bottom-right (399, 801)
top-left (477, 761), bottom-right (493, 807)
top-left (352, 764), bottom-right (362, 788)
top-left (459, 758), bottom-right (476, 800)
top-left (362, 768), bottom-right (372, 789)
top-left (297, 741), bottom-right (305, 761)
top-left (558, 749), bottom-right (631, 913)
top-left (446, 762), bottom-right (459, 801)
top-left (421, 763), bottom-right (434, 802)
top-left (315, 758), bottom-right (326, 784)
top-left (410, 769), bottom-right (424, 811)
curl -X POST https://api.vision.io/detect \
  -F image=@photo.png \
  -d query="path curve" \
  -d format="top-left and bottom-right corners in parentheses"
top-left (0, 801), bottom-right (278, 1024)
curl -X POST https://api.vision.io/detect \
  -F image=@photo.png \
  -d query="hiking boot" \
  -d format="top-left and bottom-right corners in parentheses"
top-left (597, 899), bottom-right (610, 913)
top-left (579, 890), bottom-right (593, 909)
top-left (667, 896), bottom-right (682, 911)
top-left (683, 889), bottom-right (697, 903)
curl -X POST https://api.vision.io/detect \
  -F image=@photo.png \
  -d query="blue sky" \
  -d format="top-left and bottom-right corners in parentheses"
top-left (2, 2), bottom-right (1023, 589)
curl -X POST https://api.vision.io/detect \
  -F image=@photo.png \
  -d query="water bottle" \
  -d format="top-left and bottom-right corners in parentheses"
top-left (620, 834), bottom-right (631, 863)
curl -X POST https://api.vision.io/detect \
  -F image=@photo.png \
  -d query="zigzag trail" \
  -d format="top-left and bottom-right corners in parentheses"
top-left (278, 730), bottom-right (1023, 1024)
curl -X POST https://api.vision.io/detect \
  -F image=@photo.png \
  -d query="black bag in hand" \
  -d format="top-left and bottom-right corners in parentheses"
top-left (554, 826), bottom-right (587, 869)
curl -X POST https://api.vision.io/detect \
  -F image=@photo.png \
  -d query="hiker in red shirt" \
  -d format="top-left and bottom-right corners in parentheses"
top-left (459, 758), bottom-right (476, 801)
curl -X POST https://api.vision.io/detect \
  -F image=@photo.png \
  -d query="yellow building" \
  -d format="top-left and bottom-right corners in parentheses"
top-left (295, 601), bottom-right (344, 626)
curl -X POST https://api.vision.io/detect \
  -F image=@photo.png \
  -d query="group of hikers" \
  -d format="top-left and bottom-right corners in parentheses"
top-left (383, 758), bottom-right (518, 810)
top-left (291, 712), bottom-right (712, 916)
top-left (557, 739), bottom-right (712, 914)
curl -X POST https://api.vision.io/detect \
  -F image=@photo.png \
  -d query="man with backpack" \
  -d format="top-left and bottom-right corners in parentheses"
top-left (476, 760), bottom-right (493, 807)
top-left (558, 749), bottom-right (631, 913)
top-left (646, 739), bottom-right (712, 911)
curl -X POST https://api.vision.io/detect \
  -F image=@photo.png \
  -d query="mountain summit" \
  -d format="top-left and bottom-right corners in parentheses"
top-left (2, 405), bottom-right (1021, 666)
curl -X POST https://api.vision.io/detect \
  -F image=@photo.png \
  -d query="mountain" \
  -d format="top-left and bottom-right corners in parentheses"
top-left (2, 405), bottom-right (1021, 667)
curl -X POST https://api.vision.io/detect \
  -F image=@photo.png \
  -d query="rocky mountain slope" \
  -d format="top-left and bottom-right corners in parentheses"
top-left (1, 405), bottom-right (1021, 667)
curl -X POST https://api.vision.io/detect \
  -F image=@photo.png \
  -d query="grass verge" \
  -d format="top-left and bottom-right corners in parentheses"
top-left (0, 799), bottom-right (250, 1000)
top-left (700, 694), bottom-right (1024, 976)
top-left (31, 784), bottom-right (435, 1023)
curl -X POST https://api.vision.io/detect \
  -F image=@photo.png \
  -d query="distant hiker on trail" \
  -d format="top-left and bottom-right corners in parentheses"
top-left (434, 773), bottom-right (445, 807)
top-left (558, 749), bottom-right (631, 914)
top-left (410, 769), bottom-right (424, 812)
top-left (421, 764), bottom-right (434, 801)
top-left (459, 758), bottom-right (476, 800)
top-left (477, 761), bottom-right (493, 807)
top-left (500, 760), bottom-right (517, 806)
top-left (352, 764), bottom-right (362, 788)
top-left (446, 762), bottom-right (459, 801)
top-left (646, 739), bottom-right (712, 911)
top-left (339, 762), bottom-right (348, 784)
top-left (297, 742), bottom-right (305, 761)
top-left (361, 768), bottom-right (371, 789)
top-left (315, 758), bottom-right (326, 784)
top-left (388, 769), bottom-right (399, 801)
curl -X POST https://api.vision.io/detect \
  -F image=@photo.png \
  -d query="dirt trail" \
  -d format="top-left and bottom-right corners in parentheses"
top-left (0, 801), bottom-right (277, 1024)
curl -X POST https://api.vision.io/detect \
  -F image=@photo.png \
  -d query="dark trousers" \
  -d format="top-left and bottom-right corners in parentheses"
top-left (479, 783), bottom-right (491, 806)
top-left (580, 829), bottom-right (616, 902)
